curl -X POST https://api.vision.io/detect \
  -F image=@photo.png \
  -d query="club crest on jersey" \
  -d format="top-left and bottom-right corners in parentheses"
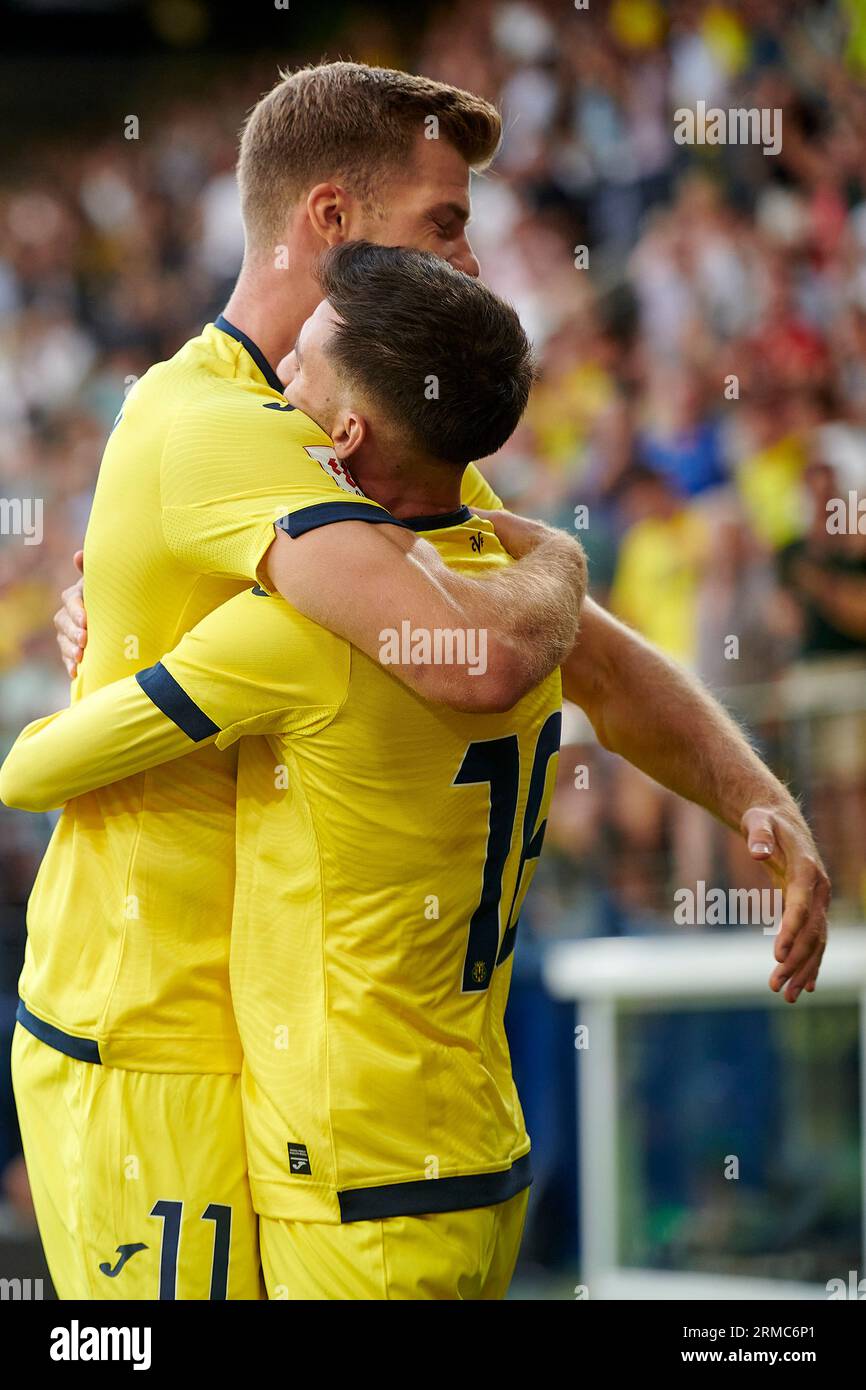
top-left (304, 446), bottom-right (365, 497)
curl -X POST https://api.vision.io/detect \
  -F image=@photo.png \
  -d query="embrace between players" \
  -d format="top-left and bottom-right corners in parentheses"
top-left (0, 62), bottom-right (829, 1301)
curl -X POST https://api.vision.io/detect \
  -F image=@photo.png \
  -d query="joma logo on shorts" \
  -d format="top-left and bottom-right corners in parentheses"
top-left (99, 1243), bottom-right (148, 1278)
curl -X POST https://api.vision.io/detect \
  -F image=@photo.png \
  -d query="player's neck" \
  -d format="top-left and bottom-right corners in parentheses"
top-left (222, 258), bottom-right (320, 374)
top-left (353, 453), bottom-right (465, 521)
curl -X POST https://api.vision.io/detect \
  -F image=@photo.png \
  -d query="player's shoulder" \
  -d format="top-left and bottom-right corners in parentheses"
top-left (460, 461), bottom-right (502, 512)
top-left (125, 323), bottom-right (332, 459)
top-left (112, 329), bottom-right (218, 435)
top-left (418, 508), bottom-right (511, 572)
top-left (170, 367), bottom-right (332, 449)
top-left (186, 582), bottom-right (351, 703)
top-left (159, 361), bottom-right (340, 492)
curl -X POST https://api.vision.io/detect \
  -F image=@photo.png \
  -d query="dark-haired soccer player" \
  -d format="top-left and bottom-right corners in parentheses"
top-left (8, 66), bottom-right (589, 1301)
top-left (4, 243), bottom-right (584, 1299)
top-left (33, 62), bottom-right (829, 1298)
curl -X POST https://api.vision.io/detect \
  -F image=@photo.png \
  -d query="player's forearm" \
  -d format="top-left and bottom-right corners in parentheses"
top-left (563, 598), bottom-right (803, 832)
top-left (0, 713), bottom-right (67, 811)
top-left (265, 520), bottom-right (584, 715)
top-left (0, 681), bottom-right (201, 813)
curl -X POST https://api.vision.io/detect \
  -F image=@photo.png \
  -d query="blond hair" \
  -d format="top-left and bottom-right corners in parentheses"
top-left (237, 61), bottom-right (501, 250)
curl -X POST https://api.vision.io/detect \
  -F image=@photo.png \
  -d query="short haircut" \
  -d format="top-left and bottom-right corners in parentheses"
top-left (316, 241), bottom-right (535, 467)
top-left (238, 61), bottom-right (502, 250)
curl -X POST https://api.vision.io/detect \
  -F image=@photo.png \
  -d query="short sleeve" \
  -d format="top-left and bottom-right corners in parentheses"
top-left (160, 398), bottom-right (390, 585)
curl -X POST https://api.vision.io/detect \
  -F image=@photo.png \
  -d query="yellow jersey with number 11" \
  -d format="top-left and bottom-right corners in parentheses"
top-left (14, 312), bottom-right (500, 1075)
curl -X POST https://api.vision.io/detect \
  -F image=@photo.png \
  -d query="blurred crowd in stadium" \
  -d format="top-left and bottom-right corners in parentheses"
top-left (1, 0), bottom-right (865, 1257)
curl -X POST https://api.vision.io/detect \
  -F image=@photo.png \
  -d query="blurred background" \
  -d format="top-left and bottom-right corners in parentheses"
top-left (0, 0), bottom-right (865, 1299)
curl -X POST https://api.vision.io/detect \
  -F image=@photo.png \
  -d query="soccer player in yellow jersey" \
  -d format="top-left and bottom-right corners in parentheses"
top-left (28, 62), bottom-right (829, 1297)
top-left (8, 70), bottom-right (589, 1301)
top-left (4, 243), bottom-right (578, 1299)
top-left (57, 69), bottom-right (828, 1016)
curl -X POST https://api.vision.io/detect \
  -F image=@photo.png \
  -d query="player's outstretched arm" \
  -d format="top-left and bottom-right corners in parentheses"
top-left (562, 599), bottom-right (831, 1003)
top-left (0, 677), bottom-right (204, 812)
top-left (6, 589), bottom-right (341, 812)
top-left (263, 516), bottom-right (587, 714)
top-left (53, 512), bottom-right (587, 707)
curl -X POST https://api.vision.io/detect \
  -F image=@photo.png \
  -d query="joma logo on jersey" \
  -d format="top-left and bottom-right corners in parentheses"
top-left (470, 532), bottom-right (484, 553)
top-left (304, 446), bottom-right (365, 496)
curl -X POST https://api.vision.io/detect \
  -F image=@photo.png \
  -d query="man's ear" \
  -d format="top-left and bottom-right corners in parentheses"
top-left (306, 183), bottom-right (352, 245)
top-left (331, 410), bottom-right (367, 461)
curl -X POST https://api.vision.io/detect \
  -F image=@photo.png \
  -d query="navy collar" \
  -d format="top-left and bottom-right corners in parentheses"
top-left (214, 313), bottom-right (285, 394)
top-left (400, 505), bottom-right (473, 533)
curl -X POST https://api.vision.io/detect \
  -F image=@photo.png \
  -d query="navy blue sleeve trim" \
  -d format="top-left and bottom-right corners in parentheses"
top-left (135, 662), bottom-right (220, 742)
top-left (337, 1151), bottom-right (532, 1223)
top-left (16, 999), bottom-right (102, 1065)
top-left (276, 501), bottom-right (403, 539)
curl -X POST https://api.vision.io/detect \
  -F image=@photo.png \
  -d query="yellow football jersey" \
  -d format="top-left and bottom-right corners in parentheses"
top-left (3, 514), bottom-right (560, 1222)
top-left (15, 315), bottom-right (497, 1074)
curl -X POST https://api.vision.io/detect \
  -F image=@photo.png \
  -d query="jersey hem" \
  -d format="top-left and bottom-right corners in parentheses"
top-left (249, 1150), bottom-right (532, 1225)
top-left (16, 999), bottom-right (242, 1073)
top-left (16, 999), bottom-right (101, 1064)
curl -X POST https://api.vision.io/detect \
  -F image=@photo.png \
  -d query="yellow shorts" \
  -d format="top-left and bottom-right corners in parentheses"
top-left (260, 1188), bottom-right (529, 1300)
top-left (11, 1024), bottom-right (263, 1300)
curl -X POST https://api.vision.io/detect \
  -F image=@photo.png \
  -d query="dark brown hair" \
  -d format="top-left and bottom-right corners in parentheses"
top-left (317, 241), bottom-right (535, 467)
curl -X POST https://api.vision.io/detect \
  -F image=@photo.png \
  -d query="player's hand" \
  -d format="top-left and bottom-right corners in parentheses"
top-left (475, 509), bottom-right (587, 618)
top-left (741, 805), bottom-right (831, 1003)
top-left (472, 508), bottom-right (553, 560)
top-left (55, 550), bottom-right (87, 678)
